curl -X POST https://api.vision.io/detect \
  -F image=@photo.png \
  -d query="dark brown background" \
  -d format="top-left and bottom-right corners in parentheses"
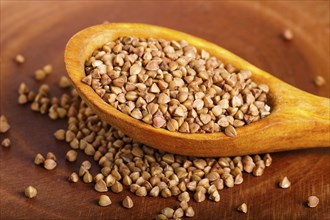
top-left (1, 1), bottom-right (329, 220)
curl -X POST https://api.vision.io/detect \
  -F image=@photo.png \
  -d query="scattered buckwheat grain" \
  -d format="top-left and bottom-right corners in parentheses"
top-left (314, 76), bottom-right (325, 87)
top-left (173, 207), bottom-right (184, 218)
top-left (18, 94), bottom-right (28, 104)
top-left (279, 176), bottom-right (291, 189)
top-left (65, 150), bottom-right (78, 162)
top-left (156, 214), bottom-right (167, 220)
top-left (68, 172), bottom-right (79, 183)
top-left (1, 138), bottom-right (11, 148)
top-left (46, 152), bottom-right (57, 161)
top-left (59, 76), bottom-right (71, 88)
top-left (307, 196), bottom-right (319, 208)
top-left (43, 64), bottom-right (53, 75)
top-left (83, 172), bottom-right (93, 183)
top-left (178, 191), bottom-right (190, 202)
top-left (34, 69), bottom-right (47, 81)
top-left (161, 207), bottom-right (174, 218)
top-left (15, 54), bottom-right (25, 64)
top-left (282, 29), bottom-right (293, 40)
top-left (237, 203), bottom-right (248, 213)
top-left (24, 186), bottom-right (37, 198)
top-left (98, 195), bottom-right (112, 207)
top-left (186, 206), bottom-right (195, 217)
top-left (44, 158), bottom-right (57, 170)
top-left (34, 153), bottom-right (45, 165)
top-left (54, 129), bottom-right (66, 140)
top-left (81, 160), bottom-right (92, 170)
top-left (95, 179), bottom-right (108, 192)
top-left (0, 115), bottom-right (10, 133)
top-left (122, 196), bottom-right (134, 208)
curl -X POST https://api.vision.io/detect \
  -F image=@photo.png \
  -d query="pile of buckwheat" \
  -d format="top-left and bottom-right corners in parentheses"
top-left (17, 79), bottom-right (272, 217)
top-left (82, 36), bottom-right (271, 137)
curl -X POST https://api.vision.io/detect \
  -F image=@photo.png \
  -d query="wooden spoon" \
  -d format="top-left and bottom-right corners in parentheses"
top-left (64, 23), bottom-right (330, 157)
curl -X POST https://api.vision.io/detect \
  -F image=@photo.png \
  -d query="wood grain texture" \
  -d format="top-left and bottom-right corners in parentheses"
top-left (64, 23), bottom-right (329, 157)
top-left (1, 1), bottom-right (329, 220)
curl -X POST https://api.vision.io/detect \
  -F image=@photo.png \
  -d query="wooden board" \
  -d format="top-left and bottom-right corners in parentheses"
top-left (1, 1), bottom-right (329, 219)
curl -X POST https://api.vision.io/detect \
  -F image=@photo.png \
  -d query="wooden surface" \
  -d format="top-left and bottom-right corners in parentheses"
top-left (65, 23), bottom-right (329, 157)
top-left (1, 1), bottom-right (329, 220)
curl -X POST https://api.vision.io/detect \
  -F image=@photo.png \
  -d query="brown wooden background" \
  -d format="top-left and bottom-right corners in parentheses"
top-left (1, 1), bottom-right (329, 220)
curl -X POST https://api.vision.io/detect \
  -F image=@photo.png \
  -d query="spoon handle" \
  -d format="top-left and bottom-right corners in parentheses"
top-left (269, 84), bottom-right (330, 151)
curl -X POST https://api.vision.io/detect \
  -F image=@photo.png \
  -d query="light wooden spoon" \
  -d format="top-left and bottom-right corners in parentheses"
top-left (64, 23), bottom-right (330, 157)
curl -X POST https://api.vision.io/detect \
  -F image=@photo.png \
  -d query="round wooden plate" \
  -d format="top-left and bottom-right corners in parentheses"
top-left (1, 1), bottom-right (329, 219)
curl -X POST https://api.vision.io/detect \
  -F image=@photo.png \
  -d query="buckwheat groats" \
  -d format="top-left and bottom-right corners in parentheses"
top-left (82, 36), bottom-right (271, 137)
top-left (21, 82), bottom-right (272, 208)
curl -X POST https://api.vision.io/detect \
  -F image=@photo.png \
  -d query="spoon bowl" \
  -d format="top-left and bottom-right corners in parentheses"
top-left (65, 23), bottom-right (329, 157)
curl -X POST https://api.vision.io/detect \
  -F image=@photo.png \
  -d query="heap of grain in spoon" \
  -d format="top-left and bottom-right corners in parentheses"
top-left (82, 36), bottom-right (271, 136)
